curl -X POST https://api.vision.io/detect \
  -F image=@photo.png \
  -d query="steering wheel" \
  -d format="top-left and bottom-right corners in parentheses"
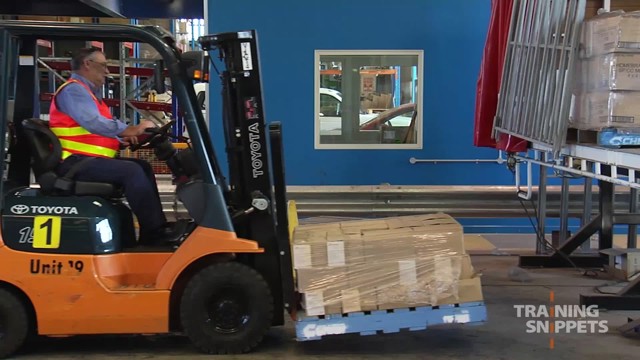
top-left (129, 120), bottom-right (175, 151)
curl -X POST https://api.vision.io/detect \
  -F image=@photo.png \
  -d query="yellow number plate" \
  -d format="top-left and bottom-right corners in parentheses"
top-left (32, 216), bottom-right (61, 249)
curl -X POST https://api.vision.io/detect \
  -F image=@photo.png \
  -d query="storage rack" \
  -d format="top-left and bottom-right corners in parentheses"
top-left (493, 0), bottom-right (640, 310)
top-left (35, 37), bottom-right (184, 138)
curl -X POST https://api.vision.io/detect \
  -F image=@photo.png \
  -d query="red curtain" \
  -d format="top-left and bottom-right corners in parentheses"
top-left (473, 0), bottom-right (528, 152)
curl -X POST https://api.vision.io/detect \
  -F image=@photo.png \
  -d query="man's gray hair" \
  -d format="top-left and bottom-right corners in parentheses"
top-left (70, 48), bottom-right (101, 71)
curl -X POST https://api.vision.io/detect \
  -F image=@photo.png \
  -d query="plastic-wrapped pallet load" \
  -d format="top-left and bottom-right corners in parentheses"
top-left (292, 213), bottom-right (482, 317)
top-left (582, 10), bottom-right (640, 58)
top-left (571, 11), bottom-right (640, 131)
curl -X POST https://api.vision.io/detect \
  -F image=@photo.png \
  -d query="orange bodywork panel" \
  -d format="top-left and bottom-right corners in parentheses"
top-left (0, 225), bottom-right (263, 336)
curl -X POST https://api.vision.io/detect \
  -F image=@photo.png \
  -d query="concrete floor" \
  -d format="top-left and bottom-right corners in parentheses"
top-left (14, 255), bottom-right (640, 359)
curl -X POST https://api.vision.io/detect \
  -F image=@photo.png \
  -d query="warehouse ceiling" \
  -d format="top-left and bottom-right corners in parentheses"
top-left (0, 0), bottom-right (125, 18)
top-left (0, 0), bottom-right (204, 19)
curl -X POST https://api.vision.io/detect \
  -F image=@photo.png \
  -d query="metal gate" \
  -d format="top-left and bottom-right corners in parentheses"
top-left (493, 0), bottom-right (586, 155)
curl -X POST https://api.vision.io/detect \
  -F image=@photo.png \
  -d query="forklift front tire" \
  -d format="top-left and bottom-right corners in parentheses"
top-left (0, 288), bottom-right (29, 359)
top-left (179, 261), bottom-right (274, 354)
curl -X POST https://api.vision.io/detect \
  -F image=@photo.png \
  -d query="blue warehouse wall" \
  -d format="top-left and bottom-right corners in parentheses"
top-left (206, 0), bottom-right (514, 187)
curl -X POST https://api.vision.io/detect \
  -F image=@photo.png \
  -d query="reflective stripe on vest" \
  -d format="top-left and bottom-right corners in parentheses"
top-left (58, 138), bottom-right (118, 158)
top-left (50, 126), bottom-right (92, 137)
top-left (49, 79), bottom-right (120, 160)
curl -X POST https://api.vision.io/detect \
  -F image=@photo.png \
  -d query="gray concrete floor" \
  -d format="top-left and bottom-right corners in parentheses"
top-left (15, 255), bottom-right (640, 359)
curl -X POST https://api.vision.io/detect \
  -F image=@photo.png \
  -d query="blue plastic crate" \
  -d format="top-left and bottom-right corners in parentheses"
top-left (295, 301), bottom-right (487, 341)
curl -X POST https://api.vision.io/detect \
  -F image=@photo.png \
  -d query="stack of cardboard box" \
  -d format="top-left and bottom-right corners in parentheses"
top-left (292, 213), bottom-right (483, 316)
top-left (572, 11), bottom-right (640, 130)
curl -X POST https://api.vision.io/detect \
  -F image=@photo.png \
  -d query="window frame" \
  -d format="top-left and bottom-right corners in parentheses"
top-left (314, 49), bottom-right (424, 150)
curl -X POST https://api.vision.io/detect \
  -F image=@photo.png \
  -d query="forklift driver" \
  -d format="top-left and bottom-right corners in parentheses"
top-left (49, 47), bottom-right (182, 246)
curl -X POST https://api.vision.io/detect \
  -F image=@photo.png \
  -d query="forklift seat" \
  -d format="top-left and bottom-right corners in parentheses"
top-left (22, 118), bottom-right (122, 198)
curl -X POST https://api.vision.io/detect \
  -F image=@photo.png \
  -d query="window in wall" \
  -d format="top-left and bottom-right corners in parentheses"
top-left (315, 50), bottom-right (423, 149)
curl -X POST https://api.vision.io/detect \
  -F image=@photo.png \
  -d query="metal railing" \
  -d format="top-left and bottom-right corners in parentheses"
top-left (155, 176), bottom-right (634, 220)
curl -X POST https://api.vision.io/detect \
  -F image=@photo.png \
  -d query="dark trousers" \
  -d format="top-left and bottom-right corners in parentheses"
top-left (56, 154), bottom-right (167, 234)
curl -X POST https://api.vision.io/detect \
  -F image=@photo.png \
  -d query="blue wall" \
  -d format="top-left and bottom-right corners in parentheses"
top-left (207, 0), bottom-right (516, 187)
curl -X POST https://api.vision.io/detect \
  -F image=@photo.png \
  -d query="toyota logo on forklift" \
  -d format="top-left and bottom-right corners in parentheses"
top-left (9, 205), bottom-right (29, 215)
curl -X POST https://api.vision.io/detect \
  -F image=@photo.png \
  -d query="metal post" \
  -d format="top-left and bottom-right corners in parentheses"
top-left (537, 153), bottom-right (548, 254)
top-left (628, 170), bottom-right (638, 249)
top-left (599, 165), bottom-right (614, 250)
top-left (119, 42), bottom-right (127, 123)
top-left (581, 164), bottom-right (594, 252)
top-left (0, 30), bottom-right (11, 184)
top-left (559, 159), bottom-right (571, 245)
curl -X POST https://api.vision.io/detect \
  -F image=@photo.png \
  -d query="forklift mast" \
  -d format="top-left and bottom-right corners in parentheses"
top-left (199, 31), bottom-right (295, 322)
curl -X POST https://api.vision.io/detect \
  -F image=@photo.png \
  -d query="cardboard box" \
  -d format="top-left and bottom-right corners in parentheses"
top-left (292, 213), bottom-right (478, 315)
top-left (417, 254), bottom-right (475, 280)
top-left (586, 1), bottom-right (640, 20)
top-left (361, 232), bottom-right (417, 262)
top-left (438, 277), bottom-right (484, 306)
top-left (459, 255), bottom-right (476, 279)
top-left (347, 262), bottom-right (401, 290)
top-left (341, 288), bottom-right (377, 313)
top-left (601, 248), bottom-right (640, 280)
top-left (293, 231), bottom-right (364, 268)
top-left (340, 219), bottom-right (389, 235)
top-left (585, 53), bottom-right (640, 91)
top-left (296, 267), bottom-right (347, 293)
top-left (302, 289), bottom-right (342, 316)
top-left (375, 272), bottom-right (464, 310)
top-left (326, 233), bottom-right (365, 265)
top-left (292, 239), bottom-right (328, 269)
top-left (572, 91), bottom-right (640, 130)
top-left (385, 217), bottom-right (425, 229)
top-left (583, 11), bottom-right (640, 57)
top-left (412, 225), bottom-right (465, 256)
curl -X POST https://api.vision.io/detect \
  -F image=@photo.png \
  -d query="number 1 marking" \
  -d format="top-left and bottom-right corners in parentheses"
top-left (32, 216), bottom-right (61, 249)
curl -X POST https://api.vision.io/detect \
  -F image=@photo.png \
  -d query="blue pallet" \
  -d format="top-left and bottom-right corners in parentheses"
top-left (295, 301), bottom-right (487, 341)
top-left (598, 128), bottom-right (640, 147)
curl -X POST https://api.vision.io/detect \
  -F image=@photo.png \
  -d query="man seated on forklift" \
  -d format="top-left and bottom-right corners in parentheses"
top-left (49, 47), bottom-right (182, 245)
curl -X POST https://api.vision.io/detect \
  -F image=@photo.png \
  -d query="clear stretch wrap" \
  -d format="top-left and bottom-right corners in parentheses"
top-left (577, 53), bottom-right (640, 92)
top-left (292, 213), bottom-right (483, 316)
top-left (582, 10), bottom-right (640, 58)
top-left (572, 91), bottom-right (640, 130)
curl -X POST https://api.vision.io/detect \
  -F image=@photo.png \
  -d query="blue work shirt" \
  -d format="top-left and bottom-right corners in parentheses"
top-left (54, 73), bottom-right (128, 138)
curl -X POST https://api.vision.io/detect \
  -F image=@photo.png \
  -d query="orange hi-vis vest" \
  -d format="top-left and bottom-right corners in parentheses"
top-left (49, 79), bottom-right (120, 160)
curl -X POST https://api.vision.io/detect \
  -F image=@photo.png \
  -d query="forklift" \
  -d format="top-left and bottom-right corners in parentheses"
top-left (0, 21), bottom-right (295, 358)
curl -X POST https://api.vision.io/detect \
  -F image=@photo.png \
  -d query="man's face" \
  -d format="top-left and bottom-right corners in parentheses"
top-left (84, 51), bottom-right (109, 87)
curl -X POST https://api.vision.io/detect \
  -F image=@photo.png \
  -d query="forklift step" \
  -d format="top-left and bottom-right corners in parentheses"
top-left (294, 301), bottom-right (487, 341)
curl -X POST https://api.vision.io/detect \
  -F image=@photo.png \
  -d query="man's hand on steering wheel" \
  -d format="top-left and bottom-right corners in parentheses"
top-left (120, 136), bottom-right (139, 147)
top-left (129, 120), bottom-right (175, 151)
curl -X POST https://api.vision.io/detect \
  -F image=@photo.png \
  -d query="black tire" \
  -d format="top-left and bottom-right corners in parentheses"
top-left (0, 288), bottom-right (29, 359)
top-left (179, 262), bottom-right (274, 354)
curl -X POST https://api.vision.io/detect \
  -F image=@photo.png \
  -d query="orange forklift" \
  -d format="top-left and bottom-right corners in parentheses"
top-left (0, 21), bottom-right (295, 357)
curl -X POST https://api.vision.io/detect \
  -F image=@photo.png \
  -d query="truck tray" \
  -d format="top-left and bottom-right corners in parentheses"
top-left (295, 301), bottom-right (487, 341)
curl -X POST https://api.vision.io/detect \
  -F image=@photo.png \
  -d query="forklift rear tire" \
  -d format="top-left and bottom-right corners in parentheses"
top-left (0, 288), bottom-right (29, 359)
top-left (179, 261), bottom-right (274, 354)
